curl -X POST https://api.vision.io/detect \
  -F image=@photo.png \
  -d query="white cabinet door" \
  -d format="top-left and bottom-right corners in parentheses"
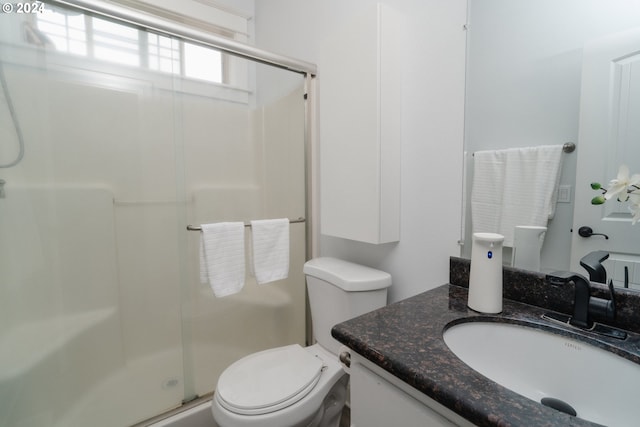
top-left (350, 362), bottom-right (459, 427)
top-left (319, 2), bottom-right (402, 244)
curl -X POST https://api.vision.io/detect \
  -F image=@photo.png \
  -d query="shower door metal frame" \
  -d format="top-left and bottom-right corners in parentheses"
top-left (51, 1), bottom-right (317, 76)
top-left (1, 3), bottom-right (318, 424)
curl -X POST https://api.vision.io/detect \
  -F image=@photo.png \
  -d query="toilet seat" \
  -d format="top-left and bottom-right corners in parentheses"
top-left (215, 344), bottom-right (325, 416)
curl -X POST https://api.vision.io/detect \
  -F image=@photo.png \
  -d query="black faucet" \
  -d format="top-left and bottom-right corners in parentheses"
top-left (579, 250), bottom-right (609, 283)
top-left (546, 271), bottom-right (617, 329)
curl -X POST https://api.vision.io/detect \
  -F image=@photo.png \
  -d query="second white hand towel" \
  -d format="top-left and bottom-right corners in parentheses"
top-left (250, 218), bottom-right (289, 284)
top-left (200, 222), bottom-right (246, 297)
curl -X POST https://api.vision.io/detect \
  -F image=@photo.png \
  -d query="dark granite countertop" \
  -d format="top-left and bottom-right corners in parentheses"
top-left (331, 259), bottom-right (640, 427)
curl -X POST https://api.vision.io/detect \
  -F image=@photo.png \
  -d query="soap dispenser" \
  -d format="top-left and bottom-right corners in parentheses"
top-left (468, 232), bottom-right (504, 314)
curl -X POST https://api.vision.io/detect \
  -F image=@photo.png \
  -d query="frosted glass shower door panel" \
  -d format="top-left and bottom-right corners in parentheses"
top-left (0, 22), bottom-right (184, 427)
top-left (0, 187), bottom-right (123, 427)
top-left (180, 63), bottom-right (307, 396)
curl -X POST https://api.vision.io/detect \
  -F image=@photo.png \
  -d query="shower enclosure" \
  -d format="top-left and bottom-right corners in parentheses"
top-left (0, 2), bottom-right (314, 426)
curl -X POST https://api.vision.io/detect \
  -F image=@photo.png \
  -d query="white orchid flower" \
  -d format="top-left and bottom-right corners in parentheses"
top-left (591, 164), bottom-right (640, 225)
top-left (605, 164), bottom-right (640, 202)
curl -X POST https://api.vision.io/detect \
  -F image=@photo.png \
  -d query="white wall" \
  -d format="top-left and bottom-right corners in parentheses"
top-left (254, 0), bottom-right (468, 302)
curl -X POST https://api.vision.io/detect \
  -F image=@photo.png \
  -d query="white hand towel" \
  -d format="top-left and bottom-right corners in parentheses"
top-left (199, 222), bottom-right (246, 297)
top-left (471, 145), bottom-right (563, 246)
top-left (250, 218), bottom-right (289, 285)
top-left (470, 149), bottom-right (507, 238)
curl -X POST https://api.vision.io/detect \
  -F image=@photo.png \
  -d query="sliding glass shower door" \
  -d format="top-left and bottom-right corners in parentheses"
top-left (0, 4), bottom-right (307, 426)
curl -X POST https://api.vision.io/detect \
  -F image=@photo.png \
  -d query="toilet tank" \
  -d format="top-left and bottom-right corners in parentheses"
top-left (303, 257), bottom-right (391, 355)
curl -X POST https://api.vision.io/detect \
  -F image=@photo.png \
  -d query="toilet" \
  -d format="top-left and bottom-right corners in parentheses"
top-left (211, 257), bottom-right (392, 427)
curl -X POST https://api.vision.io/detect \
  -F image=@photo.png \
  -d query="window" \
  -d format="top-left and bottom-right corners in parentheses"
top-left (147, 32), bottom-right (180, 74)
top-left (35, 6), bottom-right (228, 84)
top-left (35, 7), bottom-right (87, 55)
top-left (183, 43), bottom-right (222, 83)
top-left (92, 17), bottom-right (140, 67)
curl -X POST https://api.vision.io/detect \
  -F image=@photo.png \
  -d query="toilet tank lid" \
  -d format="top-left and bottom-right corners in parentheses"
top-left (303, 257), bottom-right (391, 291)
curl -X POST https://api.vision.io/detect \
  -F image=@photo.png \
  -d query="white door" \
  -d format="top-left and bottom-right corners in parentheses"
top-left (570, 28), bottom-right (640, 288)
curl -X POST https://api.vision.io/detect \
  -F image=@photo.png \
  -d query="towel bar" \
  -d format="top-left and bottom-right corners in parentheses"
top-left (472, 142), bottom-right (576, 156)
top-left (186, 217), bottom-right (305, 231)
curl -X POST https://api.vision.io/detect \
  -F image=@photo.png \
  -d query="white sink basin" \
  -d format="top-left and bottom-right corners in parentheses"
top-left (443, 321), bottom-right (640, 426)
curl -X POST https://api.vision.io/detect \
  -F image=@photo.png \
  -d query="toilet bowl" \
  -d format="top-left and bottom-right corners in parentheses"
top-left (211, 257), bottom-right (391, 427)
top-left (211, 344), bottom-right (347, 427)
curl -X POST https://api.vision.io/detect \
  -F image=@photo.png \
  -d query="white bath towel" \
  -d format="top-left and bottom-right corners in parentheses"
top-left (199, 222), bottom-right (246, 297)
top-left (250, 218), bottom-right (289, 284)
top-left (471, 145), bottom-right (563, 246)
